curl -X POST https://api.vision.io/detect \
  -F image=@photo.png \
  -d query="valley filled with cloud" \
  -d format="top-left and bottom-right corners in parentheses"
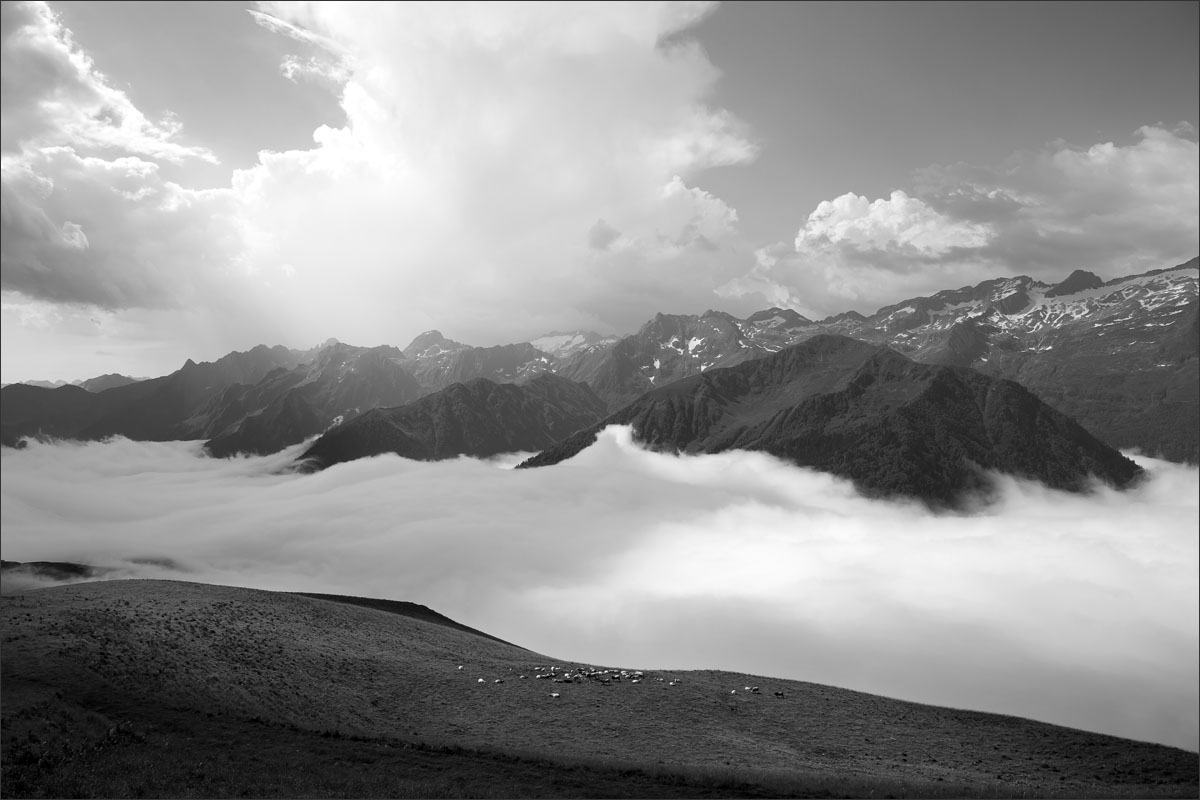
top-left (3, 428), bottom-right (1196, 752)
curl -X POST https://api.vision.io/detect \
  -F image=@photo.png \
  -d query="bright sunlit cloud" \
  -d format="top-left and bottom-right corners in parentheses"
top-left (2, 1), bottom-right (1196, 383)
top-left (2, 427), bottom-right (1196, 752)
top-left (0, 0), bottom-right (215, 162)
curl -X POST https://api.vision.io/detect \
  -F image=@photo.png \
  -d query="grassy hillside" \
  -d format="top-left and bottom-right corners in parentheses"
top-left (2, 580), bottom-right (1195, 798)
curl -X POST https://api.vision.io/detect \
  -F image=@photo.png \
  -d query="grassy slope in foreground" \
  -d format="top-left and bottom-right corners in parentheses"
top-left (2, 579), bottom-right (1196, 798)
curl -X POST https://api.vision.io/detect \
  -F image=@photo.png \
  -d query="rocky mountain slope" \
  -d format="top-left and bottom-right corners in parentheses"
top-left (202, 334), bottom-right (581, 457)
top-left (522, 335), bottom-right (1142, 506)
top-left (200, 343), bottom-right (424, 457)
top-left (297, 373), bottom-right (606, 470)
top-left (837, 259), bottom-right (1199, 461)
top-left (3, 580), bottom-right (1194, 798)
top-left (0, 333), bottom-right (562, 456)
top-left (554, 311), bottom-right (770, 411)
top-left (552, 259), bottom-right (1198, 461)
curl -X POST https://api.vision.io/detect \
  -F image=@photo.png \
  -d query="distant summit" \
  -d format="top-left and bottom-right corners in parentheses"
top-left (77, 374), bottom-right (142, 393)
top-left (744, 307), bottom-right (813, 328)
top-left (1046, 269), bottom-right (1104, 298)
top-left (403, 330), bottom-right (468, 359)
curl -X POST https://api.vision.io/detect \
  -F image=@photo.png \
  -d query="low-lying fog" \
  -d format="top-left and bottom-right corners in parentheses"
top-left (2, 427), bottom-right (1196, 752)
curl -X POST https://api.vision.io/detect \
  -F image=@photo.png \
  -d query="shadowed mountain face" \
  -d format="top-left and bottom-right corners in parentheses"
top-left (0, 345), bottom-right (311, 448)
top-left (298, 373), bottom-right (607, 470)
top-left (201, 344), bottom-right (425, 458)
top-left (522, 335), bottom-right (1142, 506)
top-left (2, 580), bottom-right (1195, 799)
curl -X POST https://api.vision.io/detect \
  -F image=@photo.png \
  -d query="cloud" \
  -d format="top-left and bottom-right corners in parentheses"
top-left (227, 1), bottom-right (760, 345)
top-left (2, 1), bottom-right (762, 366)
top-left (1, 147), bottom-right (245, 309)
top-left (0, 0), bottom-right (273, 367)
top-left (278, 54), bottom-right (350, 86)
top-left (0, 0), bottom-right (214, 163)
top-left (2, 427), bottom-right (1196, 752)
top-left (720, 126), bottom-right (1199, 318)
top-left (587, 219), bottom-right (622, 251)
top-left (248, 8), bottom-right (350, 86)
top-left (796, 190), bottom-right (990, 254)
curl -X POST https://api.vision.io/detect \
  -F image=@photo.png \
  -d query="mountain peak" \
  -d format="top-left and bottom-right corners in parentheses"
top-left (406, 329), bottom-right (444, 347)
top-left (745, 307), bottom-right (813, 327)
top-left (818, 310), bottom-right (867, 324)
top-left (1046, 269), bottom-right (1104, 298)
top-left (404, 330), bottom-right (468, 358)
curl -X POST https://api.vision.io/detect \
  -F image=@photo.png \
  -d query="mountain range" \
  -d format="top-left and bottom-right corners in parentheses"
top-left (2, 259), bottom-right (1195, 501)
top-left (0, 373), bottom-right (144, 392)
top-left (550, 258), bottom-right (1198, 461)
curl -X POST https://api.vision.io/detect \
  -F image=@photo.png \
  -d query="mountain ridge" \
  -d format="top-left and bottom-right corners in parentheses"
top-left (520, 335), bottom-right (1143, 506)
top-left (297, 372), bottom-right (606, 471)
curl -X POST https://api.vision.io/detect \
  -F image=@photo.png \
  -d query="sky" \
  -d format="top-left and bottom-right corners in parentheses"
top-left (2, 430), bottom-right (1197, 752)
top-left (1, 0), bottom-right (1197, 382)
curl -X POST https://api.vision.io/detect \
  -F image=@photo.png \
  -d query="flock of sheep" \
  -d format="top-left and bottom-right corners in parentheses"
top-left (456, 663), bottom-right (787, 700)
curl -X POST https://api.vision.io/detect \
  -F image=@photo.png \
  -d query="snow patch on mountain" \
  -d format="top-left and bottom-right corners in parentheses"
top-left (528, 331), bottom-right (617, 359)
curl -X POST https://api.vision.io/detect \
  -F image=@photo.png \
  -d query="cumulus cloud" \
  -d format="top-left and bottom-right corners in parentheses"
top-left (797, 190), bottom-right (991, 254)
top-left (1, 0), bottom-right (266, 363)
top-left (2, 0), bottom-right (761, 366)
top-left (0, 0), bottom-right (213, 162)
top-left (1, 147), bottom-right (245, 309)
top-left (721, 125), bottom-right (1199, 318)
top-left (2, 427), bottom-right (1196, 752)
top-left (228, 0), bottom-right (760, 344)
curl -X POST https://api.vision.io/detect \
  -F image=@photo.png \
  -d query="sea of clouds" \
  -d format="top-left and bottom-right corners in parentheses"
top-left (2, 427), bottom-right (1196, 751)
